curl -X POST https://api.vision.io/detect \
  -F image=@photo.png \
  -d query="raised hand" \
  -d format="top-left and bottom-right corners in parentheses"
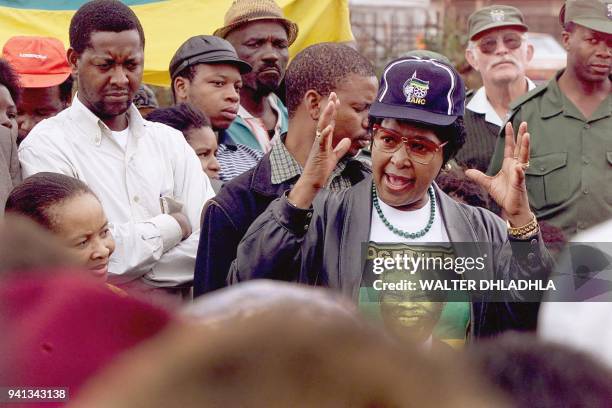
top-left (287, 93), bottom-right (351, 209)
top-left (465, 122), bottom-right (534, 227)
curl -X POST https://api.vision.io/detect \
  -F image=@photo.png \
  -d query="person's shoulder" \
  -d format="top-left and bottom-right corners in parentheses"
top-left (20, 113), bottom-right (70, 151)
top-left (209, 164), bottom-right (259, 210)
top-left (31, 106), bottom-right (71, 133)
top-left (509, 81), bottom-right (551, 111)
top-left (350, 157), bottom-right (372, 172)
top-left (269, 92), bottom-right (287, 110)
top-left (571, 219), bottom-right (612, 243)
top-left (344, 157), bottom-right (372, 182)
top-left (142, 119), bottom-right (185, 141)
top-left (141, 119), bottom-right (191, 154)
top-left (0, 126), bottom-right (13, 152)
top-left (436, 186), bottom-right (505, 230)
top-left (326, 175), bottom-right (372, 209)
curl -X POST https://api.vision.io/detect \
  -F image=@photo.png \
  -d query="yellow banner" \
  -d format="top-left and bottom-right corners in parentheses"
top-left (0, 0), bottom-right (353, 86)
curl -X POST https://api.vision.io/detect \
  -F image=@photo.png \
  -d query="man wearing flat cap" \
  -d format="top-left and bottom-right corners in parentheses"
top-left (214, 0), bottom-right (297, 153)
top-left (457, 5), bottom-right (535, 173)
top-left (489, 0), bottom-right (612, 239)
top-left (170, 35), bottom-right (264, 181)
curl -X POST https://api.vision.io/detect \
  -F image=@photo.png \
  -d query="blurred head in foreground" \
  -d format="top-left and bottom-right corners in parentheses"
top-left (468, 332), bottom-right (612, 408)
top-left (0, 272), bottom-right (174, 398)
top-left (71, 281), bottom-right (506, 408)
top-left (0, 215), bottom-right (78, 276)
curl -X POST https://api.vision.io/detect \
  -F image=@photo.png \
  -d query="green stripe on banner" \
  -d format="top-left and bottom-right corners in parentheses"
top-left (0, 0), bottom-right (163, 10)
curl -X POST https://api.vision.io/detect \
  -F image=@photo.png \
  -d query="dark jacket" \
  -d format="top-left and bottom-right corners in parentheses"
top-left (455, 106), bottom-right (500, 173)
top-left (230, 177), bottom-right (553, 338)
top-left (193, 152), bottom-right (371, 297)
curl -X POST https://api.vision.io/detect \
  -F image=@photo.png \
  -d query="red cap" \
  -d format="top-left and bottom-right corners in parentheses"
top-left (2, 36), bottom-right (71, 88)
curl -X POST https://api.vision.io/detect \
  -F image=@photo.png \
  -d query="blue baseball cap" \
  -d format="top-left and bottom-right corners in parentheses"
top-left (369, 56), bottom-right (465, 126)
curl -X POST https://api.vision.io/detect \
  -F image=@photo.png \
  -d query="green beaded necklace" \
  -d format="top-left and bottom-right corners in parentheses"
top-left (371, 181), bottom-right (436, 239)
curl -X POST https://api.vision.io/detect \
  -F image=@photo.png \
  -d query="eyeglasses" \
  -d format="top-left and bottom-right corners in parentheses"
top-left (476, 32), bottom-right (523, 55)
top-left (371, 124), bottom-right (447, 165)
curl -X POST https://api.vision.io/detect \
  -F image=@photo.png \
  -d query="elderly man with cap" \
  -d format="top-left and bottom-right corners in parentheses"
top-left (214, 0), bottom-right (296, 153)
top-left (455, 5), bottom-right (535, 173)
top-left (2, 36), bottom-right (73, 145)
top-left (170, 35), bottom-right (264, 181)
top-left (489, 0), bottom-right (612, 239)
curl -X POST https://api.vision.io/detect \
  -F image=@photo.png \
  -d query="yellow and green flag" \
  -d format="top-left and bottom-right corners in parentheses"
top-left (0, 0), bottom-right (353, 86)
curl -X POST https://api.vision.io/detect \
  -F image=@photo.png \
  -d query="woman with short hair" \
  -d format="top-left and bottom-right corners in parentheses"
top-left (5, 172), bottom-right (115, 281)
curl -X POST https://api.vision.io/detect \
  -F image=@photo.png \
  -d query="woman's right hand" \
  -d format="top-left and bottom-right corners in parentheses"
top-left (287, 93), bottom-right (351, 209)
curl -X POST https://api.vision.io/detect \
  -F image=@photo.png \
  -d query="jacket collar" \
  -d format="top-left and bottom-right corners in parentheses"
top-left (540, 71), bottom-right (567, 119)
top-left (343, 180), bottom-right (480, 248)
top-left (540, 70), bottom-right (612, 121)
top-left (337, 181), bottom-right (483, 294)
top-left (68, 94), bottom-right (145, 146)
top-left (217, 129), bottom-right (237, 147)
top-left (249, 139), bottom-right (370, 198)
top-left (467, 78), bottom-right (536, 127)
top-left (338, 177), bottom-right (374, 297)
top-left (249, 152), bottom-right (292, 197)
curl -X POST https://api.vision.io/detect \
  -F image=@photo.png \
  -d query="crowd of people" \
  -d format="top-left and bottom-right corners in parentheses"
top-left (0, 0), bottom-right (611, 406)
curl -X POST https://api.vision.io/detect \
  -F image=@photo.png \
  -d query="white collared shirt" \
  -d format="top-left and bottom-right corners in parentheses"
top-left (237, 93), bottom-right (284, 153)
top-left (19, 96), bottom-right (214, 286)
top-left (466, 78), bottom-right (536, 127)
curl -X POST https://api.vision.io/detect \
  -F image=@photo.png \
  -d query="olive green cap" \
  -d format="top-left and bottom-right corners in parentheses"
top-left (561, 0), bottom-right (612, 34)
top-left (467, 5), bottom-right (528, 40)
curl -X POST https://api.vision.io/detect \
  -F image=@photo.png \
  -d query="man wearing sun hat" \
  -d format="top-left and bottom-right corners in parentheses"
top-left (2, 36), bottom-right (73, 144)
top-left (214, 0), bottom-right (297, 153)
top-left (456, 5), bottom-right (535, 173)
top-left (488, 0), bottom-right (612, 239)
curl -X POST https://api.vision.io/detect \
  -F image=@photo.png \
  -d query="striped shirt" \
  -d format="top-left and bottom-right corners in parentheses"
top-left (216, 130), bottom-right (264, 181)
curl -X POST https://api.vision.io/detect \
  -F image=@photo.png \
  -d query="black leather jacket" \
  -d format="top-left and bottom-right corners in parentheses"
top-left (194, 151), bottom-right (370, 296)
top-left (230, 176), bottom-right (553, 339)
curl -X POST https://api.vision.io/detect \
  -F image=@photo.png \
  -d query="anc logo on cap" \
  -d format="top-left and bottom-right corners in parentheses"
top-left (403, 72), bottom-right (429, 106)
top-left (490, 9), bottom-right (505, 22)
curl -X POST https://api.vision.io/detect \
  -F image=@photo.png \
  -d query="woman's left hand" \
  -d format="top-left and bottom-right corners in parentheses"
top-left (465, 121), bottom-right (534, 227)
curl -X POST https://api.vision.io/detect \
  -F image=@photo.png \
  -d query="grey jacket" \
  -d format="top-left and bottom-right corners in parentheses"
top-left (0, 126), bottom-right (21, 214)
top-left (230, 176), bottom-right (552, 338)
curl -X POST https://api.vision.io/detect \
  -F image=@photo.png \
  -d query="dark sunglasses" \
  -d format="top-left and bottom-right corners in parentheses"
top-left (477, 32), bottom-right (523, 55)
top-left (371, 124), bottom-right (447, 165)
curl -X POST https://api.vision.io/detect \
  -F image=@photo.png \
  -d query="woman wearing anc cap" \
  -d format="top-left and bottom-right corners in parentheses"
top-left (230, 56), bottom-right (552, 339)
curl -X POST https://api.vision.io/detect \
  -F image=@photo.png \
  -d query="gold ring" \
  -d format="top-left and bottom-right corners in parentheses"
top-left (513, 156), bottom-right (519, 160)
top-left (520, 161), bottom-right (530, 169)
